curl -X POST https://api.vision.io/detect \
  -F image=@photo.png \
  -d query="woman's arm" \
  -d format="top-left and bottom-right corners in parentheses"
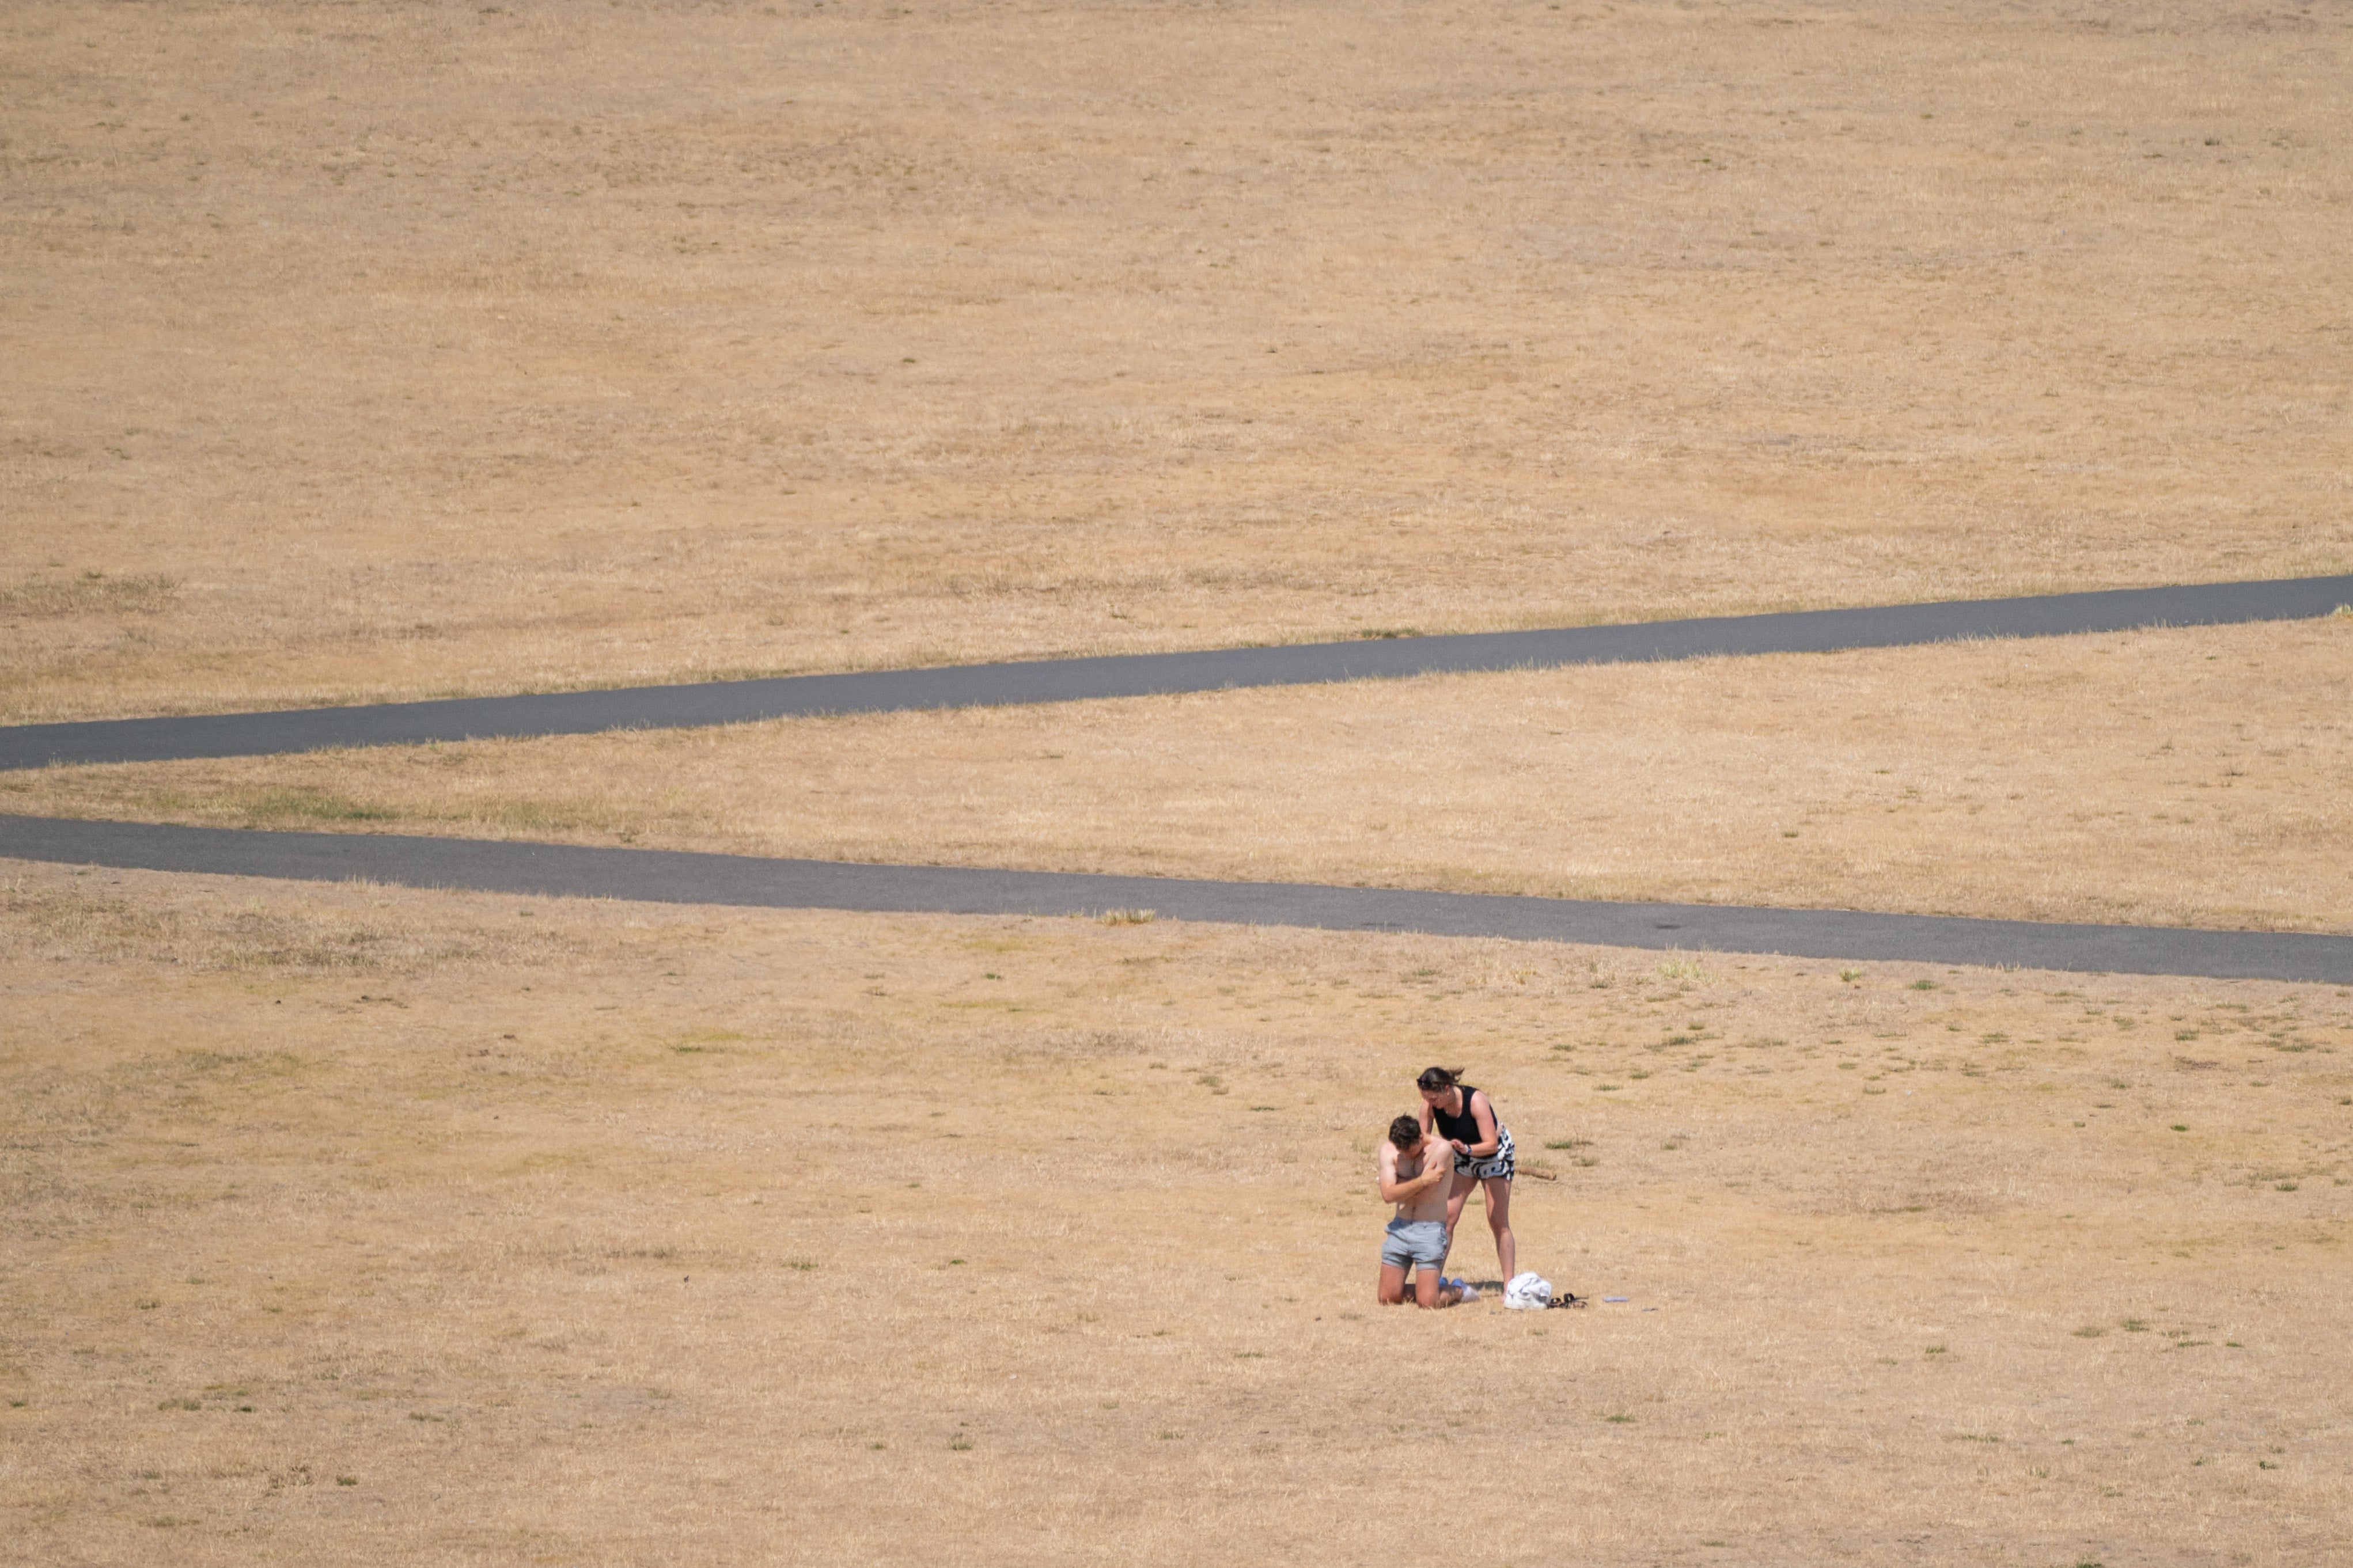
top-left (1465, 1091), bottom-right (1501, 1157)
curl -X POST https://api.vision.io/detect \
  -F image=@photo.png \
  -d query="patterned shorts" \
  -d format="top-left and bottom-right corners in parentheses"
top-left (1454, 1125), bottom-right (1515, 1182)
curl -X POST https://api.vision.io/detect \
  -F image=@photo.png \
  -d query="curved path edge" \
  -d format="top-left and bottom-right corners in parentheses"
top-left (9, 574), bottom-right (2349, 769)
top-left (6, 815), bottom-right (2345, 983)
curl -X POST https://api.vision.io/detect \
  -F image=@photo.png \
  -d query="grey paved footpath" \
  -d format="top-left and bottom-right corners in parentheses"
top-left (8, 574), bottom-right (2348, 769)
top-left (7, 815), bottom-right (2346, 982)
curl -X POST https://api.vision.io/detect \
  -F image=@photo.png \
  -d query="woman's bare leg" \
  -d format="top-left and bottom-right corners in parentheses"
top-left (1437, 1178), bottom-right (1472, 1275)
top-left (1484, 1176), bottom-right (1516, 1280)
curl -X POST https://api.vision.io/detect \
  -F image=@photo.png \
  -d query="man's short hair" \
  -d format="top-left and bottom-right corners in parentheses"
top-left (1388, 1114), bottom-right (1422, 1149)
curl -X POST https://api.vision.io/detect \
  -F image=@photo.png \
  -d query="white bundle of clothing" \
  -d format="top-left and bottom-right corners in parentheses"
top-left (1501, 1271), bottom-right (1553, 1310)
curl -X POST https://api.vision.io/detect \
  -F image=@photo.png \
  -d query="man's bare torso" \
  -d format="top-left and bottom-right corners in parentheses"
top-left (1383, 1139), bottom-right (1453, 1223)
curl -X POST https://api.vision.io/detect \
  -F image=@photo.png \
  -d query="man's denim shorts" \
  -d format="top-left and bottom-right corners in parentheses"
top-left (1381, 1217), bottom-right (1447, 1269)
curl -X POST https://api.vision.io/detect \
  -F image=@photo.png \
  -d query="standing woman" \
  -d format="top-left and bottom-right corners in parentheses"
top-left (1416, 1066), bottom-right (1515, 1282)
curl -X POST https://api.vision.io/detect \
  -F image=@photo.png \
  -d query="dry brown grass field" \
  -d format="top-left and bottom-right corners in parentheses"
top-left (6, 0), bottom-right (2351, 722)
top-left (14, 616), bottom-right (2351, 933)
top-left (11, 1), bottom-right (2353, 1563)
top-left (4, 864), bottom-right (2350, 1565)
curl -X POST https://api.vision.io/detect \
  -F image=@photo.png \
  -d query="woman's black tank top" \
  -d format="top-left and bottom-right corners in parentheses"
top-left (1431, 1087), bottom-right (1483, 1144)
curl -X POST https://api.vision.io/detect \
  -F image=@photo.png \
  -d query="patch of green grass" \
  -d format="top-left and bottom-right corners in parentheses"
top-left (245, 787), bottom-right (399, 823)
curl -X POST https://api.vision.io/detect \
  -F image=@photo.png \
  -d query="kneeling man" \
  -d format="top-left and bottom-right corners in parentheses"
top-left (1377, 1114), bottom-right (1474, 1308)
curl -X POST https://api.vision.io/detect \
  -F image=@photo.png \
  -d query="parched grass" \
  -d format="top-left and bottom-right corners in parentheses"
top-left (16, 618), bottom-right (2349, 932)
top-left (5, 0), bottom-right (2351, 720)
top-left (8, 6), bottom-right (2350, 1556)
top-left (0, 572), bottom-right (179, 619)
top-left (2, 862), bottom-right (2348, 1564)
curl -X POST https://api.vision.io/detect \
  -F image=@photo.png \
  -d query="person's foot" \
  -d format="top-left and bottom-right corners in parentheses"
top-left (1453, 1281), bottom-right (1480, 1302)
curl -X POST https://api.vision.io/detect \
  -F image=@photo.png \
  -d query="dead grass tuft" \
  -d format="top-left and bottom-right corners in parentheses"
top-left (0, 870), bottom-right (577, 975)
top-left (0, 572), bottom-right (178, 619)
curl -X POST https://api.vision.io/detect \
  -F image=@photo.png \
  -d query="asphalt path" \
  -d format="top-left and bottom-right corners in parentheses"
top-left (7, 815), bottom-right (2346, 982)
top-left (7, 574), bottom-right (2348, 769)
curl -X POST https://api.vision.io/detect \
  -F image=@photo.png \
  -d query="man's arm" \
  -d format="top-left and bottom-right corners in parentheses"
top-left (1376, 1144), bottom-right (1408, 1204)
